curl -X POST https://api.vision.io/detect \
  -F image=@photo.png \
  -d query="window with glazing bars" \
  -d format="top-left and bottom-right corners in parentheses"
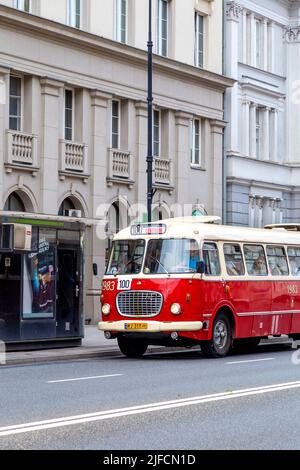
top-left (9, 76), bottom-right (22, 132)
top-left (195, 13), bottom-right (204, 68)
top-left (68, 0), bottom-right (81, 29)
top-left (15, 0), bottom-right (30, 12)
top-left (190, 119), bottom-right (201, 166)
top-left (115, 0), bottom-right (128, 44)
top-left (153, 110), bottom-right (160, 157)
top-left (112, 100), bottom-right (120, 149)
top-left (65, 90), bottom-right (73, 141)
top-left (157, 0), bottom-right (168, 57)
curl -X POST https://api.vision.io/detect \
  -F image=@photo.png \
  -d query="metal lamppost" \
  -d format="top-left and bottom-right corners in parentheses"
top-left (147, 0), bottom-right (153, 223)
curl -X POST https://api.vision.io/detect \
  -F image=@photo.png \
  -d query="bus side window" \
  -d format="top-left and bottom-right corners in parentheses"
top-left (202, 243), bottom-right (221, 276)
top-left (224, 244), bottom-right (245, 276)
top-left (244, 245), bottom-right (268, 276)
top-left (287, 247), bottom-right (300, 276)
top-left (266, 246), bottom-right (289, 276)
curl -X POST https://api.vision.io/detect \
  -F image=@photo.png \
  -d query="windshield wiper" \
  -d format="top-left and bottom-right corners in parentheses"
top-left (148, 255), bottom-right (169, 274)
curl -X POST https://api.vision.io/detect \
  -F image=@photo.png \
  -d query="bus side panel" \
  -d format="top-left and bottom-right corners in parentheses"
top-left (249, 281), bottom-right (272, 338)
top-left (290, 285), bottom-right (300, 334)
top-left (271, 281), bottom-right (292, 335)
top-left (226, 281), bottom-right (252, 339)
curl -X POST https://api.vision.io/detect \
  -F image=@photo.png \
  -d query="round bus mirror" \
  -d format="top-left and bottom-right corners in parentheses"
top-left (196, 261), bottom-right (206, 275)
top-left (93, 263), bottom-right (98, 276)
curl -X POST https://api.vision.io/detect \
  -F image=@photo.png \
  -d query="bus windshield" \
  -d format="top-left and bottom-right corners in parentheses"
top-left (144, 239), bottom-right (199, 274)
top-left (106, 240), bottom-right (145, 275)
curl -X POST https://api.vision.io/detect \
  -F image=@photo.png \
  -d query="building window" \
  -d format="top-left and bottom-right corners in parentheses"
top-left (64, 89), bottom-right (74, 141)
top-left (115, 0), bottom-right (128, 44)
top-left (58, 198), bottom-right (76, 216)
top-left (157, 0), bottom-right (168, 57)
top-left (190, 119), bottom-right (201, 167)
top-left (68, 0), bottom-right (81, 29)
top-left (4, 192), bottom-right (26, 212)
top-left (153, 110), bottom-right (160, 157)
top-left (15, 0), bottom-right (30, 12)
top-left (112, 100), bottom-right (120, 149)
top-left (195, 13), bottom-right (204, 68)
top-left (9, 76), bottom-right (22, 132)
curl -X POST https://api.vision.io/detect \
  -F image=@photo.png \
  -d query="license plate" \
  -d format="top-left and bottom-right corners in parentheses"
top-left (125, 323), bottom-right (148, 330)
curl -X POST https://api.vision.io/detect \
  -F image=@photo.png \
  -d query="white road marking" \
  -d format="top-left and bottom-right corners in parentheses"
top-left (227, 358), bottom-right (275, 365)
top-left (1, 380), bottom-right (300, 437)
top-left (47, 374), bottom-right (123, 384)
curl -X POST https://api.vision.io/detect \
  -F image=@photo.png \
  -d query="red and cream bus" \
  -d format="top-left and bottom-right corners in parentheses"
top-left (98, 216), bottom-right (300, 358)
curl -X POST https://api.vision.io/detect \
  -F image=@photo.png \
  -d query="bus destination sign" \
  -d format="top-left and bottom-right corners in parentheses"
top-left (130, 224), bottom-right (167, 236)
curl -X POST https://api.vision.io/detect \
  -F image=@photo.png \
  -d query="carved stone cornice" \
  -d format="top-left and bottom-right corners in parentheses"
top-left (226, 1), bottom-right (243, 22)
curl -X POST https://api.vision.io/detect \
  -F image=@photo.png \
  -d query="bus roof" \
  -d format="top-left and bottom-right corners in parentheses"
top-left (113, 216), bottom-right (300, 246)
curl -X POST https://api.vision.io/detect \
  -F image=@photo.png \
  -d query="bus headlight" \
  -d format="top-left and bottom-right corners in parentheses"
top-left (170, 303), bottom-right (181, 315)
top-left (102, 304), bottom-right (111, 316)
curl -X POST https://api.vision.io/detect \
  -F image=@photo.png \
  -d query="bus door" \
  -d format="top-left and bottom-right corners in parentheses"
top-left (267, 246), bottom-right (292, 335)
top-left (243, 245), bottom-right (272, 337)
top-left (223, 243), bottom-right (252, 338)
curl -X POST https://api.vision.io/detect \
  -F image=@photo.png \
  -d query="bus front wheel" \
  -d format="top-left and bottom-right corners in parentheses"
top-left (117, 336), bottom-right (148, 358)
top-left (200, 313), bottom-right (232, 358)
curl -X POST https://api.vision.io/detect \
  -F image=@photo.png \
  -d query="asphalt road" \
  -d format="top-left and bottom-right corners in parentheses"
top-left (0, 342), bottom-right (300, 450)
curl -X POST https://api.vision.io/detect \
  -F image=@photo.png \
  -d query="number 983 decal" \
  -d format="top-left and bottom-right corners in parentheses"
top-left (102, 281), bottom-right (115, 292)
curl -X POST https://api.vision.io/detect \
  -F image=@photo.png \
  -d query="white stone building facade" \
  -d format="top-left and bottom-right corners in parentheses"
top-left (0, 0), bottom-right (232, 322)
top-left (225, 0), bottom-right (300, 228)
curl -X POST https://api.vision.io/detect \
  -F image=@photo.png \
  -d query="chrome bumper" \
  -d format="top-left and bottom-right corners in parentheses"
top-left (98, 320), bottom-right (203, 333)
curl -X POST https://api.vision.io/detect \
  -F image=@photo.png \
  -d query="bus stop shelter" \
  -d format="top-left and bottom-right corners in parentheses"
top-left (0, 212), bottom-right (91, 350)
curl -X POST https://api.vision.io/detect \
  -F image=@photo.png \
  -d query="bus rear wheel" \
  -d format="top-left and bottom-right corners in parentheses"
top-left (117, 336), bottom-right (148, 358)
top-left (200, 313), bottom-right (232, 358)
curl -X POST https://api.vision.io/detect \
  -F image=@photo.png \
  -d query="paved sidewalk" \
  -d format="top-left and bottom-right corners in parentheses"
top-left (1, 326), bottom-right (293, 366)
top-left (2, 326), bottom-right (120, 366)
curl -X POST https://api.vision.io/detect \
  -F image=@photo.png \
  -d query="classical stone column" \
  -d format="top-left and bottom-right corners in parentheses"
top-left (0, 66), bottom-right (10, 208)
top-left (174, 111), bottom-right (192, 207)
top-left (89, 90), bottom-right (112, 322)
top-left (249, 13), bottom-right (256, 67)
top-left (268, 22), bottom-right (275, 73)
top-left (210, 120), bottom-right (227, 218)
top-left (249, 102), bottom-right (257, 158)
top-left (90, 90), bottom-right (112, 216)
top-left (263, 19), bottom-right (269, 71)
top-left (286, 26), bottom-right (300, 163)
top-left (40, 78), bottom-right (63, 214)
top-left (242, 9), bottom-right (248, 64)
top-left (270, 108), bottom-right (278, 162)
top-left (256, 196), bottom-right (264, 228)
top-left (249, 195), bottom-right (255, 227)
top-left (226, 1), bottom-right (243, 155)
top-left (262, 107), bottom-right (270, 161)
top-left (242, 100), bottom-right (250, 156)
top-left (135, 101), bottom-right (148, 212)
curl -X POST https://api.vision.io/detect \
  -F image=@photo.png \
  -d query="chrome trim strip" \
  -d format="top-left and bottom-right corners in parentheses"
top-left (98, 320), bottom-right (203, 333)
top-left (236, 310), bottom-right (300, 317)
